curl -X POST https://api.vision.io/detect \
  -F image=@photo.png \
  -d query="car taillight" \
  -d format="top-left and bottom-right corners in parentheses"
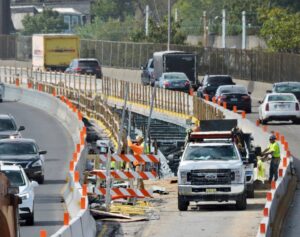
top-left (96, 66), bottom-right (101, 71)
top-left (242, 95), bottom-right (250, 100)
top-left (296, 103), bottom-right (300, 111)
top-left (164, 81), bottom-right (170, 87)
top-left (74, 67), bottom-right (81, 71)
top-left (265, 103), bottom-right (269, 111)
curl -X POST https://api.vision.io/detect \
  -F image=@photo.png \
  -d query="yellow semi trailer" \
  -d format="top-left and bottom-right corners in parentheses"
top-left (32, 34), bottom-right (80, 71)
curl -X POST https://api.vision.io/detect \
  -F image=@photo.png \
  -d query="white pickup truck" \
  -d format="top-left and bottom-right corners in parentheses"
top-left (177, 130), bottom-right (247, 211)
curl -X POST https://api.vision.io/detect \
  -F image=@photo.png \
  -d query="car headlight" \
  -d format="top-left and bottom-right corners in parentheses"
top-left (31, 159), bottom-right (42, 167)
top-left (179, 171), bottom-right (190, 185)
top-left (231, 168), bottom-right (244, 184)
top-left (19, 193), bottom-right (30, 200)
top-left (9, 134), bottom-right (19, 139)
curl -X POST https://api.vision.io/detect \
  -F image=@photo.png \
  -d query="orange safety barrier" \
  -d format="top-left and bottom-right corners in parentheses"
top-left (271, 181), bottom-right (276, 189)
top-left (262, 125), bottom-right (268, 132)
top-left (284, 141), bottom-right (289, 151)
top-left (74, 171), bottom-right (79, 182)
top-left (64, 212), bottom-right (69, 225)
top-left (82, 184), bottom-right (87, 196)
top-left (83, 126), bottom-right (87, 134)
top-left (263, 207), bottom-right (269, 217)
top-left (73, 152), bottom-right (78, 162)
top-left (189, 88), bottom-right (194, 96)
top-left (280, 135), bottom-right (285, 144)
top-left (223, 102), bottom-right (227, 109)
top-left (80, 197), bottom-right (86, 209)
top-left (256, 120), bottom-right (260, 126)
top-left (52, 88), bottom-right (56, 97)
top-left (275, 132), bottom-right (280, 140)
top-left (204, 94), bottom-right (209, 101)
top-left (38, 84), bottom-right (43, 91)
top-left (78, 111), bottom-right (83, 121)
top-left (27, 82), bottom-right (32, 89)
top-left (287, 150), bottom-right (291, 157)
top-left (241, 111), bottom-right (246, 119)
top-left (69, 160), bottom-right (74, 172)
top-left (283, 157), bottom-right (287, 167)
top-left (279, 168), bottom-right (283, 177)
top-left (76, 144), bottom-right (81, 153)
top-left (233, 106), bottom-right (237, 113)
top-left (15, 78), bottom-right (20, 86)
top-left (40, 230), bottom-right (47, 237)
top-left (217, 100), bottom-right (221, 106)
top-left (212, 97), bottom-right (216, 103)
top-left (266, 192), bottom-right (272, 201)
top-left (260, 223), bottom-right (266, 234)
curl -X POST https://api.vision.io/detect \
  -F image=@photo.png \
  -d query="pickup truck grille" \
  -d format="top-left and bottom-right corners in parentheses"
top-left (189, 169), bottom-right (232, 185)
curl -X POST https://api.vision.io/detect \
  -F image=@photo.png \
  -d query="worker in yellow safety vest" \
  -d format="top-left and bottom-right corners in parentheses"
top-left (261, 134), bottom-right (281, 182)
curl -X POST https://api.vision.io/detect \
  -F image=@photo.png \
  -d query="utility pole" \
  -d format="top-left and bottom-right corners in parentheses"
top-left (242, 11), bottom-right (246, 50)
top-left (222, 9), bottom-right (226, 48)
top-left (0, 0), bottom-right (12, 34)
top-left (145, 5), bottom-right (149, 37)
top-left (167, 0), bottom-right (171, 51)
top-left (203, 11), bottom-right (208, 47)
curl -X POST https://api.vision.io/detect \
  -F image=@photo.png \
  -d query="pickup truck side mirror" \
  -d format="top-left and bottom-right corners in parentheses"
top-left (258, 100), bottom-right (262, 104)
top-left (18, 126), bottom-right (25, 131)
top-left (266, 90), bottom-right (272, 93)
top-left (140, 65), bottom-right (145, 70)
top-left (39, 150), bottom-right (47, 155)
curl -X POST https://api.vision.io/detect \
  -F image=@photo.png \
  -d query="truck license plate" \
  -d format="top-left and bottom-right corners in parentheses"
top-left (206, 188), bottom-right (216, 193)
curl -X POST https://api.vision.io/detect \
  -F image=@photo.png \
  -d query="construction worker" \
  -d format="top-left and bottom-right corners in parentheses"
top-left (127, 135), bottom-right (145, 190)
top-left (261, 134), bottom-right (281, 182)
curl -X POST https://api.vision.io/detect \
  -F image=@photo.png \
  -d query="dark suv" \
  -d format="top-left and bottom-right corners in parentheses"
top-left (65, 58), bottom-right (103, 78)
top-left (197, 75), bottom-right (235, 100)
top-left (0, 138), bottom-right (47, 184)
top-left (0, 114), bottom-right (25, 139)
top-left (141, 58), bottom-right (154, 85)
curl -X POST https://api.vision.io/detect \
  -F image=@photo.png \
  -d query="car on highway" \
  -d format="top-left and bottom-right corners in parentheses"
top-left (65, 58), bottom-right (103, 78)
top-left (215, 85), bottom-right (252, 113)
top-left (141, 58), bottom-right (154, 85)
top-left (258, 93), bottom-right (300, 124)
top-left (197, 74), bottom-right (235, 100)
top-left (268, 82), bottom-right (300, 101)
top-left (0, 138), bottom-right (47, 184)
top-left (0, 82), bottom-right (4, 102)
top-left (0, 163), bottom-right (38, 225)
top-left (156, 72), bottom-right (191, 93)
top-left (0, 114), bottom-right (25, 140)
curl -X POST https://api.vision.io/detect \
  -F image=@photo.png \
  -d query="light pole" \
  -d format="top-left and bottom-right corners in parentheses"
top-left (242, 11), bottom-right (246, 49)
top-left (222, 9), bottom-right (226, 48)
top-left (167, 0), bottom-right (171, 51)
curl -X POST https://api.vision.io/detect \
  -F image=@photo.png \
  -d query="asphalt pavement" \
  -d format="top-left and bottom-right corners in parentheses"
top-left (0, 100), bottom-right (73, 237)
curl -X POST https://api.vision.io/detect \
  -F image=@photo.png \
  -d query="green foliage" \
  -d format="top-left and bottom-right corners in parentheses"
top-left (259, 7), bottom-right (300, 53)
top-left (76, 17), bottom-right (139, 41)
top-left (91, 0), bottom-right (135, 22)
top-left (131, 16), bottom-right (186, 44)
top-left (22, 9), bottom-right (67, 35)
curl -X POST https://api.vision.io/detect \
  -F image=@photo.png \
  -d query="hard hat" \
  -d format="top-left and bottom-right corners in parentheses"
top-left (269, 134), bottom-right (276, 140)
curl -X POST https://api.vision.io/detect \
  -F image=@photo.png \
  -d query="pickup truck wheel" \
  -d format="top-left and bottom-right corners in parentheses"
top-left (26, 211), bottom-right (34, 226)
top-left (36, 175), bottom-right (44, 184)
top-left (247, 185), bottom-right (255, 198)
top-left (236, 193), bottom-right (247, 210)
top-left (178, 195), bottom-right (189, 211)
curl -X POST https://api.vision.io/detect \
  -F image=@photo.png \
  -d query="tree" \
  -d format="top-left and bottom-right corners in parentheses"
top-left (131, 16), bottom-right (186, 44)
top-left (259, 7), bottom-right (300, 53)
top-left (22, 9), bottom-right (67, 35)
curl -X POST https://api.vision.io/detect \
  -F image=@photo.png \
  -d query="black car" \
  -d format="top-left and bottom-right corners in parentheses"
top-left (0, 114), bottom-right (25, 139)
top-left (141, 58), bottom-right (154, 85)
top-left (0, 138), bottom-right (46, 184)
top-left (270, 82), bottom-right (300, 101)
top-left (197, 75), bottom-right (235, 99)
top-left (215, 85), bottom-right (252, 113)
top-left (65, 58), bottom-right (103, 78)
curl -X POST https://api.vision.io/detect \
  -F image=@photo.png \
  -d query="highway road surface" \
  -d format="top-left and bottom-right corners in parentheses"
top-left (0, 100), bottom-right (73, 237)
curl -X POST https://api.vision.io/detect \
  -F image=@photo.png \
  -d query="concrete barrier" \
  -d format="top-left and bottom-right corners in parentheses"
top-left (3, 84), bottom-right (96, 237)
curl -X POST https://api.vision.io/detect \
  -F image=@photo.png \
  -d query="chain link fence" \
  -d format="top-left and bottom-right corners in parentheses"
top-left (1, 35), bottom-right (300, 83)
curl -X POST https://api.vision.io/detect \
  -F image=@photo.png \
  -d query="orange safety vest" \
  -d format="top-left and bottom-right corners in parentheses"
top-left (128, 139), bottom-right (145, 166)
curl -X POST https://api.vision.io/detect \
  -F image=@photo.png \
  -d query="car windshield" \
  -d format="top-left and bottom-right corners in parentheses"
top-left (274, 84), bottom-right (300, 93)
top-left (183, 145), bottom-right (238, 161)
top-left (79, 61), bottom-right (99, 67)
top-left (208, 77), bottom-right (233, 85)
top-left (1, 170), bottom-right (25, 187)
top-left (164, 74), bottom-right (187, 80)
top-left (0, 143), bottom-right (37, 155)
top-left (268, 95), bottom-right (296, 102)
top-left (0, 119), bottom-right (16, 131)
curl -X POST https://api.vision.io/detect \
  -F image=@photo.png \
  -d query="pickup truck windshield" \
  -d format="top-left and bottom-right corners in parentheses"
top-left (183, 145), bottom-right (238, 161)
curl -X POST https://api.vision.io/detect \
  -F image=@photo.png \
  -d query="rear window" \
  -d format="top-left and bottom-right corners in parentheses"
top-left (1, 170), bottom-right (25, 187)
top-left (0, 142), bottom-right (37, 155)
top-left (79, 60), bottom-right (99, 67)
top-left (164, 74), bottom-right (187, 80)
top-left (0, 119), bottom-right (16, 131)
top-left (220, 87), bottom-right (247, 94)
top-left (268, 95), bottom-right (296, 102)
top-left (208, 76), bottom-right (233, 85)
top-left (274, 84), bottom-right (300, 93)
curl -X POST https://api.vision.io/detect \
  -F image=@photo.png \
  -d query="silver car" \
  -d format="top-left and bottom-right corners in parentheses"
top-left (258, 93), bottom-right (300, 124)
